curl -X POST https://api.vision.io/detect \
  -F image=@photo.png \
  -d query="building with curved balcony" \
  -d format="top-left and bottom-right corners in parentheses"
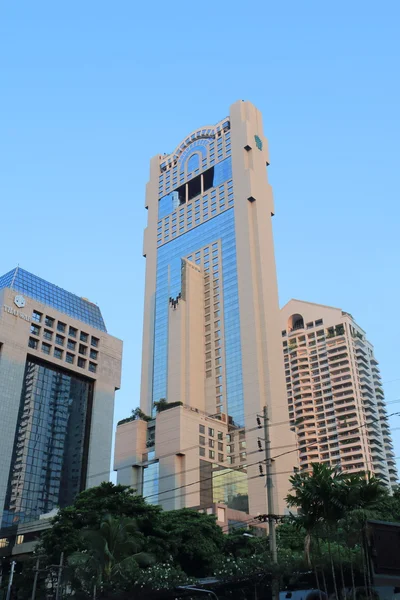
top-left (281, 299), bottom-right (397, 489)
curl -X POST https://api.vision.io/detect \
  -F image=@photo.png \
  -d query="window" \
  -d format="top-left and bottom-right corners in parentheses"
top-left (199, 436), bottom-right (205, 446)
top-left (32, 311), bottom-right (42, 323)
top-left (240, 441), bottom-right (247, 449)
top-left (227, 456), bottom-right (233, 465)
top-left (315, 319), bottom-right (323, 326)
top-left (199, 447), bottom-right (205, 457)
top-left (54, 348), bottom-right (63, 360)
top-left (16, 535), bottom-right (24, 545)
top-left (45, 316), bottom-right (54, 328)
top-left (218, 453), bottom-right (224, 462)
top-left (226, 434), bottom-right (232, 443)
top-left (208, 427), bottom-right (214, 437)
top-left (80, 332), bottom-right (89, 343)
top-left (79, 344), bottom-right (87, 356)
top-left (28, 337), bottom-right (38, 349)
top-left (41, 343), bottom-right (51, 355)
top-left (57, 322), bottom-right (66, 333)
top-left (43, 330), bottom-right (53, 341)
top-left (209, 439), bottom-right (215, 448)
top-left (199, 424), bottom-right (205, 434)
top-left (209, 450), bottom-right (215, 459)
top-left (67, 340), bottom-right (76, 351)
top-left (78, 357), bottom-right (86, 368)
top-left (240, 452), bottom-right (247, 462)
top-left (89, 362), bottom-right (97, 373)
top-left (218, 442), bottom-right (223, 451)
top-left (55, 335), bottom-right (65, 346)
top-left (0, 539), bottom-right (8, 549)
top-left (30, 324), bottom-right (40, 336)
top-left (66, 353), bottom-right (74, 364)
top-left (69, 326), bottom-right (77, 338)
top-left (89, 349), bottom-right (98, 360)
top-left (218, 431), bottom-right (223, 440)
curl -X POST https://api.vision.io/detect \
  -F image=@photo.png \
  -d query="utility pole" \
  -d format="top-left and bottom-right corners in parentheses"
top-left (55, 552), bottom-right (64, 600)
top-left (5, 561), bottom-right (16, 600)
top-left (263, 405), bottom-right (277, 563)
top-left (31, 558), bottom-right (40, 600)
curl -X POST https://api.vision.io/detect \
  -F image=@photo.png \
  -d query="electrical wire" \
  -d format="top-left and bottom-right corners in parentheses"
top-left (142, 410), bottom-right (400, 502)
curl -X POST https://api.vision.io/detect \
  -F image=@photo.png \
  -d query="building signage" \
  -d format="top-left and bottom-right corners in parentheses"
top-left (14, 295), bottom-right (26, 308)
top-left (3, 304), bottom-right (31, 322)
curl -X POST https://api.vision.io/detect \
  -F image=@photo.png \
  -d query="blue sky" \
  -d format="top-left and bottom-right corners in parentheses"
top-left (1, 1), bottom-right (399, 471)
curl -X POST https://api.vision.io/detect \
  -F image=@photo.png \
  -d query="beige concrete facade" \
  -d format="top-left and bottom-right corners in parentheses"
top-left (281, 299), bottom-right (397, 488)
top-left (0, 274), bottom-right (122, 544)
top-left (115, 100), bottom-right (297, 517)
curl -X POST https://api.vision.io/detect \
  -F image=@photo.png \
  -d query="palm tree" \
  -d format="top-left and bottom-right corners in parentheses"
top-left (286, 464), bottom-right (345, 564)
top-left (287, 464), bottom-right (348, 599)
top-left (286, 465), bottom-right (387, 600)
top-left (153, 398), bottom-right (169, 413)
top-left (68, 514), bottom-right (153, 597)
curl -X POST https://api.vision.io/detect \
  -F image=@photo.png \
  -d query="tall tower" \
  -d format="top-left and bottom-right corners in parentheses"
top-left (281, 299), bottom-right (398, 489)
top-left (115, 101), bottom-right (296, 517)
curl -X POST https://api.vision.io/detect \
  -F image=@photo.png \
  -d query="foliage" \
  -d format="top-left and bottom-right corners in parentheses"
top-left (117, 407), bottom-right (152, 425)
top-left (153, 398), bottom-right (183, 413)
top-left (67, 515), bottom-right (156, 595)
top-left (135, 562), bottom-right (194, 591)
top-left (37, 483), bottom-right (165, 564)
top-left (160, 508), bottom-right (225, 576)
top-left (10, 475), bottom-right (398, 599)
top-left (223, 531), bottom-right (268, 559)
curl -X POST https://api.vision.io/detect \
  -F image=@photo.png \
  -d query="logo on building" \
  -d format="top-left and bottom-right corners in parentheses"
top-left (14, 295), bottom-right (26, 309)
top-left (254, 135), bottom-right (263, 151)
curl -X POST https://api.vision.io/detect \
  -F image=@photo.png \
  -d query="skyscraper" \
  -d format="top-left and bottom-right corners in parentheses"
top-left (281, 299), bottom-right (397, 488)
top-left (115, 100), bottom-right (296, 518)
top-left (0, 267), bottom-right (122, 550)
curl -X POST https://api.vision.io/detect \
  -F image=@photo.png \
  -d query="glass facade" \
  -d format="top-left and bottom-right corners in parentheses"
top-left (0, 267), bottom-right (106, 332)
top-left (153, 129), bottom-right (244, 424)
top-left (199, 461), bottom-right (249, 513)
top-left (153, 209), bottom-right (244, 426)
top-left (142, 461), bottom-right (159, 505)
top-left (2, 358), bottom-right (93, 528)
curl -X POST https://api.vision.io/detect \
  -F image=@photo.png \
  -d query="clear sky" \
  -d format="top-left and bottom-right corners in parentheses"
top-left (1, 1), bottom-right (399, 473)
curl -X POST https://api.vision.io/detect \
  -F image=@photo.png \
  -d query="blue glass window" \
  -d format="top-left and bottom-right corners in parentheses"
top-left (152, 208), bottom-right (244, 426)
top-left (187, 153), bottom-right (200, 173)
top-left (158, 191), bottom-right (179, 220)
top-left (142, 461), bottom-right (159, 505)
top-left (0, 268), bottom-right (106, 332)
top-left (213, 158), bottom-right (232, 187)
top-left (1, 358), bottom-right (93, 528)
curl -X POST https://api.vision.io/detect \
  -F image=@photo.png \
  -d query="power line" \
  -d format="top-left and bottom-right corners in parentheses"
top-left (143, 410), bottom-right (400, 503)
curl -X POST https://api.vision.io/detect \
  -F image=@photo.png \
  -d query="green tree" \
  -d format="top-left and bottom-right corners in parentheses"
top-left (286, 464), bottom-right (388, 599)
top-left (38, 483), bottom-right (165, 564)
top-left (68, 514), bottom-right (154, 597)
top-left (223, 531), bottom-right (268, 559)
top-left (161, 508), bottom-right (225, 577)
top-left (153, 398), bottom-right (169, 413)
top-left (132, 407), bottom-right (152, 422)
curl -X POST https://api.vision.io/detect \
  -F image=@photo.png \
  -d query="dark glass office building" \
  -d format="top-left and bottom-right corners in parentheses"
top-left (0, 267), bottom-right (122, 543)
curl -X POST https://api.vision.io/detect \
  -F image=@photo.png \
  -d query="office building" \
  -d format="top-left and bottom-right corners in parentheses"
top-left (115, 100), bottom-right (297, 517)
top-left (0, 267), bottom-right (122, 552)
top-left (281, 299), bottom-right (397, 488)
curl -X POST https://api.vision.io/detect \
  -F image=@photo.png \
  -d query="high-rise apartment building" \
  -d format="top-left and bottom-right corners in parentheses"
top-left (115, 100), bottom-right (296, 518)
top-left (0, 267), bottom-right (122, 551)
top-left (281, 299), bottom-right (397, 489)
